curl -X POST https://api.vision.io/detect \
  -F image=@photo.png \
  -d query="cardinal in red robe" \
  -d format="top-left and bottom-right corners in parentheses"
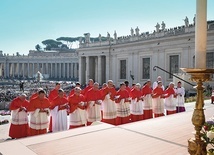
top-left (9, 94), bottom-right (29, 139)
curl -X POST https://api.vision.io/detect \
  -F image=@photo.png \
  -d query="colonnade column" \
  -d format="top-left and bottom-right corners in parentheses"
top-left (67, 63), bottom-right (69, 79)
top-left (70, 63), bottom-right (73, 78)
top-left (0, 63), bottom-right (2, 76)
top-left (59, 63), bottom-right (61, 78)
top-left (17, 62), bottom-right (19, 78)
top-left (79, 57), bottom-right (82, 84)
top-left (97, 56), bottom-right (102, 84)
top-left (4, 61), bottom-right (6, 78)
top-left (63, 63), bottom-right (65, 78)
top-left (23, 63), bottom-right (25, 77)
top-left (46, 63), bottom-right (48, 76)
top-left (74, 63), bottom-right (78, 79)
top-left (85, 56), bottom-right (89, 84)
top-left (32, 63), bottom-right (34, 77)
top-left (37, 63), bottom-right (39, 72)
top-left (55, 62), bottom-right (57, 78)
top-left (27, 62), bottom-right (29, 78)
top-left (105, 55), bottom-right (109, 81)
top-left (50, 63), bottom-right (52, 78)
top-left (94, 57), bottom-right (97, 82)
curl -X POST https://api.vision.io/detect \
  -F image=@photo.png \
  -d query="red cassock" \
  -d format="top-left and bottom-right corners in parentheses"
top-left (125, 86), bottom-right (131, 94)
top-left (129, 89), bottom-right (144, 122)
top-left (68, 94), bottom-right (86, 113)
top-left (28, 97), bottom-right (50, 136)
top-left (164, 88), bottom-right (175, 98)
top-left (30, 93), bottom-right (38, 101)
top-left (101, 87), bottom-right (117, 101)
top-left (101, 87), bottom-right (117, 125)
top-left (68, 94), bottom-right (86, 129)
top-left (69, 88), bottom-right (84, 97)
top-left (141, 85), bottom-right (153, 119)
top-left (130, 89), bottom-right (142, 101)
top-left (85, 88), bottom-right (102, 102)
top-left (50, 96), bottom-right (68, 110)
top-left (69, 89), bottom-right (75, 97)
top-left (48, 89), bottom-right (58, 102)
top-left (9, 97), bottom-right (29, 138)
top-left (48, 89), bottom-right (58, 132)
top-left (142, 85), bottom-right (152, 95)
top-left (99, 88), bottom-right (106, 121)
top-left (85, 88), bottom-right (102, 125)
top-left (82, 85), bottom-right (93, 95)
top-left (50, 96), bottom-right (69, 131)
top-left (152, 87), bottom-right (164, 98)
top-left (152, 87), bottom-right (165, 118)
top-left (164, 88), bottom-right (176, 115)
top-left (115, 89), bottom-right (130, 125)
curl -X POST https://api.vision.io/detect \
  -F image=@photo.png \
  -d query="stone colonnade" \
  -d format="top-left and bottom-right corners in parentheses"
top-left (79, 55), bottom-right (108, 85)
top-left (0, 62), bottom-right (78, 79)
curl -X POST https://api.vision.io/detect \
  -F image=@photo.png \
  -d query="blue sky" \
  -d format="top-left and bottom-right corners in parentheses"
top-left (0, 0), bottom-right (213, 55)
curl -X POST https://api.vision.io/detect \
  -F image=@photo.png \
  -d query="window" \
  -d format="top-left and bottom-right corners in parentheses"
top-left (169, 55), bottom-right (179, 78)
top-left (120, 60), bottom-right (126, 79)
top-left (142, 58), bottom-right (150, 79)
top-left (207, 52), bottom-right (214, 68)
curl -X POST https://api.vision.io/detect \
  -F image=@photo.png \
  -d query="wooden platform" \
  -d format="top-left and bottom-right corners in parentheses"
top-left (0, 101), bottom-right (213, 155)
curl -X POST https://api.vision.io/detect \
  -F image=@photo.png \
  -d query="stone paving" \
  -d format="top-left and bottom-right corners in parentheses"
top-left (0, 100), bottom-right (213, 155)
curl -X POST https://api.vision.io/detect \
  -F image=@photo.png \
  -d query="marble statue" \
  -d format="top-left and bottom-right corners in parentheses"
top-left (99, 34), bottom-right (102, 42)
top-left (114, 31), bottom-right (117, 40)
top-left (107, 32), bottom-right (110, 41)
top-left (193, 14), bottom-right (196, 26)
top-left (131, 28), bottom-right (134, 36)
top-left (155, 23), bottom-right (160, 32)
top-left (161, 21), bottom-right (166, 31)
top-left (84, 33), bottom-right (90, 43)
top-left (79, 37), bottom-right (82, 43)
top-left (135, 27), bottom-right (140, 36)
top-left (184, 16), bottom-right (189, 27)
top-left (87, 33), bottom-right (90, 43)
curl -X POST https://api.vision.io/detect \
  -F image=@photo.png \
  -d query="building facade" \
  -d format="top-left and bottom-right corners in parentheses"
top-left (0, 50), bottom-right (79, 81)
top-left (77, 21), bottom-right (214, 88)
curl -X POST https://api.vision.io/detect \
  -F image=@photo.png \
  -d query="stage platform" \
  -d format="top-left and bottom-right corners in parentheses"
top-left (0, 100), bottom-right (213, 155)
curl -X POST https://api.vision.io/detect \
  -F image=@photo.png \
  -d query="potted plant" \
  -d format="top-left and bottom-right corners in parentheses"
top-left (202, 118), bottom-right (214, 154)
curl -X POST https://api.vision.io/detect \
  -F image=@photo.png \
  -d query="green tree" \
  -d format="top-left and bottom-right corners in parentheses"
top-left (56, 37), bottom-right (80, 48)
top-left (35, 44), bottom-right (42, 51)
top-left (61, 44), bottom-right (69, 49)
top-left (42, 39), bottom-right (62, 51)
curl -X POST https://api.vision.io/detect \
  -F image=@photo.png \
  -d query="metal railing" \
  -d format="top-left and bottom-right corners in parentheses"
top-left (153, 66), bottom-right (194, 86)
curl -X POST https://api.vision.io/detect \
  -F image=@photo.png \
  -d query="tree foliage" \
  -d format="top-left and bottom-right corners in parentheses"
top-left (56, 37), bottom-right (79, 42)
top-left (42, 39), bottom-right (62, 51)
top-left (35, 44), bottom-right (42, 52)
top-left (38, 36), bottom-right (110, 51)
top-left (61, 44), bottom-right (69, 49)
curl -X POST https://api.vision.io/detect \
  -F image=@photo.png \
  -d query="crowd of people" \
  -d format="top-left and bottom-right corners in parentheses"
top-left (8, 76), bottom-right (185, 139)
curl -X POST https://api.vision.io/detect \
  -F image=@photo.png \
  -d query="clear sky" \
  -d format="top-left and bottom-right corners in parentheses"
top-left (0, 0), bottom-right (213, 55)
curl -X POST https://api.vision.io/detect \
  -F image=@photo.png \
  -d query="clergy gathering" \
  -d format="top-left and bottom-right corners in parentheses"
top-left (1, 0), bottom-right (214, 154)
top-left (8, 77), bottom-right (186, 139)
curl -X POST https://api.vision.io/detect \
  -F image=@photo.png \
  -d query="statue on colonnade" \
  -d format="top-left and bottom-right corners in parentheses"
top-left (98, 34), bottom-right (102, 42)
top-left (84, 33), bottom-right (90, 43)
top-left (114, 31), bottom-right (117, 40)
top-left (135, 26), bottom-right (140, 36)
top-left (155, 23), bottom-right (160, 32)
top-left (131, 28), bottom-right (134, 36)
top-left (193, 14), bottom-right (196, 26)
top-left (161, 21), bottom-right (166, 31)
top-left (184, 16), bottom-right (189, 27)
top-left (107, 32), bottom-right (110, 41)
top-left (79, 37), bottom-right (82, 43)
